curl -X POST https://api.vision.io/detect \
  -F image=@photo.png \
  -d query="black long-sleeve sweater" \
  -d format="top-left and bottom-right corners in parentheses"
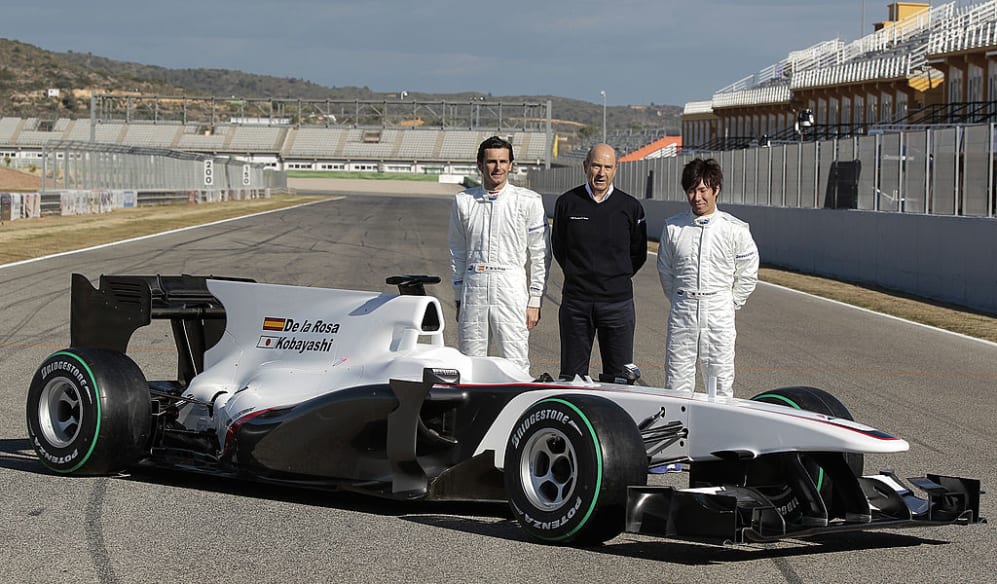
top-left (551, 185), bottom-right (647, 302)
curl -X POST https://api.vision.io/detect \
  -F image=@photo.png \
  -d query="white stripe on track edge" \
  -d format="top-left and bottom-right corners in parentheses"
top-left (756, 279), bottom-right (997, 349)
top-left (0, 198), bottom-right (338, 271)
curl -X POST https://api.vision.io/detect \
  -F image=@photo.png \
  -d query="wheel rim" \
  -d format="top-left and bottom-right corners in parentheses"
top-left (38, 377), bottom-right (83, 448)
top-left (519, 428), bottom-right (577, 511)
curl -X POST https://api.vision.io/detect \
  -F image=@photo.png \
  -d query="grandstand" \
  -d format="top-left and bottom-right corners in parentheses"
top-left (0, 94), bottom-right (691, 174)
top-left (681, 0), bottom-right (997, 150)
top-left (0, 98), bottom-right (554, 176)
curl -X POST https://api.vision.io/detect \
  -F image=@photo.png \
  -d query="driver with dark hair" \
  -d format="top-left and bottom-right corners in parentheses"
top-left (657, 158), bottom-right (758, 396)
top-left (448, 136), bottom-right (550, 374)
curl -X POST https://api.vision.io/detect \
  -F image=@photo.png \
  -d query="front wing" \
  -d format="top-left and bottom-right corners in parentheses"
top-left (626, 471), bottom-right (982, 544)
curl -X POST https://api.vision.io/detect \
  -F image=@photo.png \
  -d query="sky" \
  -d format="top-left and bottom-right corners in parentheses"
top-left (2, 0), bottom-right (924, 107)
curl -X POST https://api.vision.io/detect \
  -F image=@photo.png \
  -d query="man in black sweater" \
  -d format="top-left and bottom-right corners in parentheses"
top-left (552, 143), bottom-right (647, 381)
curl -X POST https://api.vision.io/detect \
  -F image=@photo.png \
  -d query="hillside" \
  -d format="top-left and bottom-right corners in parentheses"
top-left (0, 37), bottom-right (682, 136)
top-left (0, 39), bottom-right (176, 116)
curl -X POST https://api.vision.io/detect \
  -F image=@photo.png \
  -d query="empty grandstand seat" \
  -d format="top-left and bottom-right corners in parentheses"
top-left (228, 126), bottom-right (283, 151)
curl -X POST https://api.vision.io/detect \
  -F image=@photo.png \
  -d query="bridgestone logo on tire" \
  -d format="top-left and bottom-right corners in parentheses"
top-left (511, 408), bottom-right (571, 449)
top-left (41, 361), bottom-right (92, 403)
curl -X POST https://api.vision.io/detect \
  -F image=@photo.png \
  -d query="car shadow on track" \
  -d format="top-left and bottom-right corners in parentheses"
top-left (0, 438), bottom-right (43, 473)
top-left (583, 530), bottom-right (952, 565)
top-left (400, 514), bottom-right (526, 541)
top-left (121, 465), bottom-right (515, 521)
top-left (401, 512), bottom-right (954, 563)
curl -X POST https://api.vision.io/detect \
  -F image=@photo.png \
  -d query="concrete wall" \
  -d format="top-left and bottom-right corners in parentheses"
top-left (542, 194), bottom-right (997, 315)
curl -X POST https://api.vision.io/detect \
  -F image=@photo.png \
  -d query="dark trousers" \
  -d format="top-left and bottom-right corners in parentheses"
top-left (558, 295), bottom-right (636, 379)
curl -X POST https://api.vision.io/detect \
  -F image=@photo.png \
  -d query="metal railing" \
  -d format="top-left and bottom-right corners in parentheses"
top-left (791, 53), bottom-right (918, 90)
top-left (928, 0), bottom-right (997, 53)
top-left (873, 101), bottom-right (997, 129)
top-left (711, 2), bottom-right (951, 99)
top-left (711, 84), bottom-right (791, 109)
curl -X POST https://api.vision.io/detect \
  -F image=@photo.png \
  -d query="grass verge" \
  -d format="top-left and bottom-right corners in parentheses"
top-left (0, 194), bottom-right (323, 264)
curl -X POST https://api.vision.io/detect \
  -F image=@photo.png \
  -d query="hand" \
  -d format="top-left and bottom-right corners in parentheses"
top-left (526, 306), bottom-right (540, 330)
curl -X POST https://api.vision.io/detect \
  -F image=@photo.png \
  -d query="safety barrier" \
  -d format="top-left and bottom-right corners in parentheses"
top-left (0, 187), bottom-right (273, 220)
top-left (0, 192), bottom-right (42, 220)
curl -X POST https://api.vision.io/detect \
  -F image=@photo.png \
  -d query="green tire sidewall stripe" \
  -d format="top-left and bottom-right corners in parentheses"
top-left (47, 351), bottom-right (102, 473)
top-left (751, 392), bottom-right (826, 490)
top-left (532, 398), bottom-right (603, 542)
top-left (752, 393), bottom-right (799, 408)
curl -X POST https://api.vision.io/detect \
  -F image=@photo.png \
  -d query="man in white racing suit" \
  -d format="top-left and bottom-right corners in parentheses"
top-left (657, 158), bottom-right (758, 396)
top-left (448, 136), bottom-right (551, 374)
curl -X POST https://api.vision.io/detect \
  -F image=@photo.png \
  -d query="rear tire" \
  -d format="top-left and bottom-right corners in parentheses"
top-left (26, 348), bottom-right (151, 475)
top-left (504, 394), bottom-right (647, 545)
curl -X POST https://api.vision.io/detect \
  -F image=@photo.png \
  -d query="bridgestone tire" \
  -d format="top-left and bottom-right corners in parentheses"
top-left (26, 348), bottom-right (151, 475)
top-left (750, 386), bottom-right (864, 507)
top-left (504, 394), bottom-right (647, 545)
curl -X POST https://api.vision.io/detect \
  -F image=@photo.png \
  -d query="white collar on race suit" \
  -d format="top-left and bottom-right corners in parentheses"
top-left (694, 211), bottom-right (717, 226)
top-left (584, 182), bottom-right (614, 203)
top-left (484, 183), bottom-right (508, 201)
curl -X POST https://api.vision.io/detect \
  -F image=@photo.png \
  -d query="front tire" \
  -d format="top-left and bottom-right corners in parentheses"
top-left (26, 348), bottom-right (151, 475)
top-left (504, 395), bottom-right (647, 545)
top-left (750, 386), bottom-right (864, 516)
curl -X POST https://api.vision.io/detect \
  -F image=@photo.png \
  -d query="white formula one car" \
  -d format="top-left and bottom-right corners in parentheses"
top-left (26, 274), bottom-right (984, 545)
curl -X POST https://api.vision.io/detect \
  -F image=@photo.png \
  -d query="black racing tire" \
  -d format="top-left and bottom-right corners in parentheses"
top-left (750, 386), bottom-right (864, 509)
top-left (504, 394), bottom-right (647, 545)
top-left (26, 348), bottom-right (152, 475)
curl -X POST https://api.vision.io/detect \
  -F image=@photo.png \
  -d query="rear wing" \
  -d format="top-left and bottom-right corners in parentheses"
top-left (70, 273), bottom-right (250, 386)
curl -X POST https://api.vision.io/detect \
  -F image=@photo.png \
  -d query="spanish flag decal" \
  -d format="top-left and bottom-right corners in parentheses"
top-left (262, 317), bottom-right (286, 331)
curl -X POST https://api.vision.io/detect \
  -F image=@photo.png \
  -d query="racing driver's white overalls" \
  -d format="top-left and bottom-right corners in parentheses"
top-left (657, 210), bottom-right (758, 395)
top-left (448, 183), bottom-right (550, 373)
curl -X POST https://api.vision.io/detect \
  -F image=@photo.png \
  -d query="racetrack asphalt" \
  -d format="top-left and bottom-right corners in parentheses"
top-left (1, 191), bottom-right (994, 583)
